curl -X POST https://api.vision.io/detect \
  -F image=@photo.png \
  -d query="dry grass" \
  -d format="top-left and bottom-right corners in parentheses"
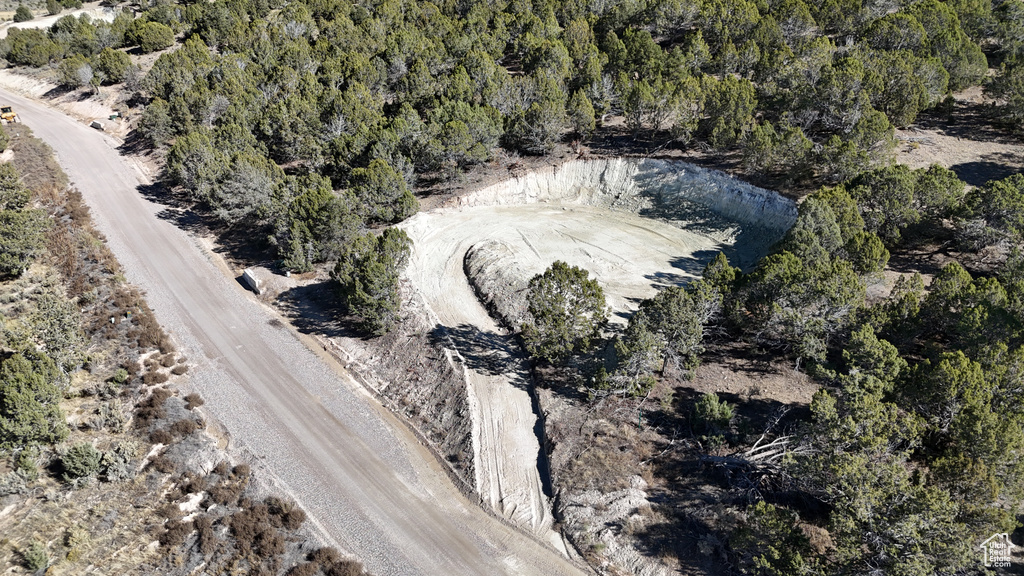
top-left (0, 473), bottom-right (164, 575)
top-left (183, 392), bottom-right (203, 409)
top-left (169, 418), bottom-right (197, 438)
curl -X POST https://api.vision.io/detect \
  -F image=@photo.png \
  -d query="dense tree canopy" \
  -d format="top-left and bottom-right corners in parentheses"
top-left (0, 350), bottom-right (69, 451)
top-left (522, 261), bottom-right (607, 363)
top-left (4, 0), bottom-right (1023, 569)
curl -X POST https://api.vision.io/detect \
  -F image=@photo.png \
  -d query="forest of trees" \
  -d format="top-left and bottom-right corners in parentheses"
top-left (6, 0), bottom-right (1024, 572)
top-left (3, 0), bottom-right (1021, 333)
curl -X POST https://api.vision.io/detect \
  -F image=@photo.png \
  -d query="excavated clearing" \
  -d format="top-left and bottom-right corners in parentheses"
top-left (401, 159), bottom-right (796, 544)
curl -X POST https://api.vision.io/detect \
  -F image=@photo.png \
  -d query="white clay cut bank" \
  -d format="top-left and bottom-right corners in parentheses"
top-left (400, 158), bottom-right (797, 544)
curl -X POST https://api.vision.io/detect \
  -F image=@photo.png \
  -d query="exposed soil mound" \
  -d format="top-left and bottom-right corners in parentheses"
top-left (464, 241), bottom-right (529, 330)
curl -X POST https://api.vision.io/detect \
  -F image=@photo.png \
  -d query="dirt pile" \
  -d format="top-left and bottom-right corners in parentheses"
top-left (464, 241), bottom-right (530, 330)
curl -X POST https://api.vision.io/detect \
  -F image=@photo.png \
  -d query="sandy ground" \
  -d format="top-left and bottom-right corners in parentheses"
top-left (0, 2), bottom-right (117, 38)
top-left (401, 159), bottom-right (795, 547)
top-left (896, 85), bottom-right (1024, 186)
top-left (0, 88), bottom-right (584, 576)
top-left (402, 205), bottom-right (726, 547)
top-left (896, 125), bottom-right (1024, 185)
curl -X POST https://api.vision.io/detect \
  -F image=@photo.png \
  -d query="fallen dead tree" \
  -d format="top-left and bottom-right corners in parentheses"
top-left (699, 419), bottom-right (812, 500)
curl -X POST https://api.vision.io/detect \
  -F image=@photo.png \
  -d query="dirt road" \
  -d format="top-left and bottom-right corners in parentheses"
top-left (0, 89), bottom-right (584, 575)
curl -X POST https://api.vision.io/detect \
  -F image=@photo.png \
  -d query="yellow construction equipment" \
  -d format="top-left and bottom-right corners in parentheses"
top-left (0, 106), bottom-right (20, 124)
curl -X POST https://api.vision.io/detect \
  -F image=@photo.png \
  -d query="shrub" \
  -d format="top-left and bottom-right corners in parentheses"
top-left (61, 442), bottom-right (102, 481)
top-left (178, 471), bottom-right (206, 494)
top-left (311, 547), bottom-right (342, 566)
top-left (121, 359), bottom-right (140, 378)
top-left (230, 504), bottom-right (271, 553)
top-left (57, 54), bottom-right (93, 88)
top-left (157, 502), bottom-right (184, 520)
top-left (183, 392), bottom-right (203, 409)
top-left (149, 429), bottom-right (172, 444)
top-left (254, 529), bottom-right (285, 558)
top-left (522, 261), bottom-right (608, 363)
top-left (22, 541), bottom-right (47, 571)
top-left (0, 471), bottom-right (27, 496)
top-left (282, 508), bottom-right (306, 530)
top-left (150, 454), bottom-right (176, 474)
top-left (5, 29), bottom-right (60, 67)
top-left (64, 524), bottom-right (90, 555)
top-left (95, 48), bottom-right (130, 83)
top-left (0, 209), bottom-right (49, 280)
top-left (15, 446), bottom-right (39, 480)
top-left (331, 228), bottom-right (412, 336)
top-left (325, 560), bottom-right (365, 576)
top-left (45, 0), bottom-right (58, 15)
top-left (194, 514), bottom-right (217, 555)
top-left (693, 392), bottom-right (734, 432)
top-left (169, 419), bottom-right (198, 438)
top-left (172, 364), bottom-right (189, 376)
top-left (207, 481), bottom-right (243, 505)
top-left (13, 5), bottom-right (33, 22)
top-left (130, 22), bottom-right (174, 54)
top-left (137, 98), bottom-right (173, 148)
top-left (143, 370), bottom-right (169, 385)
top-left (160, 353), bottom-right (175, 368)
top-left (109, 368), bottom-right (129, 385)
top-left (135, 388), bottom-right (171, 428)
top-left (286, 563), bottom-right (319, 576)
top-left (159, 520), bottom-right (192, 548)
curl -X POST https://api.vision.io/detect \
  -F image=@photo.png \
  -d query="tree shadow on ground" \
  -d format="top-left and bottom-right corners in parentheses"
top-left (427, 323), bottom-right (532, 388)
top-left (885, 245), bottom-right (954, 278)
top-left (275, 280), bottom-right (364, 340)
top-left (136, 181), bottom-right (215, 238)
top-left (134, 178), bottom-right (282, 272)
top-left (624, 383), bottom-right (813, 574)
top-left (118, 128), bottom-right (154, 156)
top-left (642, 249), bottom-right (722, 294)
top-left (42, 84), bottom-right (76, 100)
top-left (913, 99), bottom-right (1018, 143)
top-left (950, 158), bottom-right (1024, 187)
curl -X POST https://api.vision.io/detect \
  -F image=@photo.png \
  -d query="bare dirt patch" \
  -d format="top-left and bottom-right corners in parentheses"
top-left (0, 3), bottom-right (117, 38)
top-left (897, 86), bottom-right (1024, 187)
top-left (402, 158), bottom-right (796, 550)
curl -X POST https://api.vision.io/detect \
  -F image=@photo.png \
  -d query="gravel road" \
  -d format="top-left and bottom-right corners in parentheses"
top-left (0, 88), bottom-right (584, 576)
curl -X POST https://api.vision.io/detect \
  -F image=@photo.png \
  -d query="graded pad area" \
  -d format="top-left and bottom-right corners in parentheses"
top-left (401, 158), bottom-right (796, 541)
